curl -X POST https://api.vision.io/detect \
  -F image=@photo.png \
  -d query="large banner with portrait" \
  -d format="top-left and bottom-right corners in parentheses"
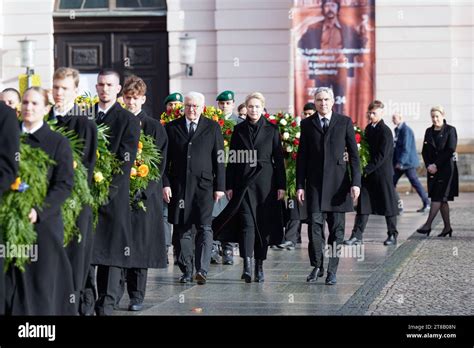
top-left (293, 0), bottom-right (375, 126)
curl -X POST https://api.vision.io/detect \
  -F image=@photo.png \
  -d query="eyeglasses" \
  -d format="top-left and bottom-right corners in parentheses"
top-left (185, 104), bottom-right (200, 109)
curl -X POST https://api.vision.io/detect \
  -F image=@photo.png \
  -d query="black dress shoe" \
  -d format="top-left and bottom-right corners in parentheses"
top-left (325, 272), bottom-right (337, 285)
top-left (416, 227), bottom-right (431, 236)
top-left (254, 259), bottom-right (264, 283)
top-left (438, 228), bottom-right (453, 237)
top-left (383, 234), bottom-right (397, 245)
top-left (179, 273), bottom-right (193, 283)
top-left (241, 257), bottom-right (252, 283)
top-left (306, 267), bottom-right (322, 282)
top-left (343, 236), bottom-right (363, 245)
top-left (128, 302), bottom-right (143, 311)
top-left (196, 271), bottom-right (207, 285)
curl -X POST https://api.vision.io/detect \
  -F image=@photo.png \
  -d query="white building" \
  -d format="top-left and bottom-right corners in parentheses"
top-left (0, 0), bottom-right (472, 154)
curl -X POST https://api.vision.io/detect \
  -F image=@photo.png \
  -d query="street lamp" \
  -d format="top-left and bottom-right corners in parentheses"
top-left (18, 37), bottom-right (36, 87)
top-left (179, 34), bottom-right (196, 77)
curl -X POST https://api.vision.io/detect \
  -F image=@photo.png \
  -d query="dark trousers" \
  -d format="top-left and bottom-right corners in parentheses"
top-left (308, 212), bottom-right (344, 274)
top-left (95, 265), bottom-right (124, 315)
top-left (351, 214), bottom-right (398, 240)
top-left (238, 195), bottom-right (268, 260)
top-left (116, 268), bottom-right (148, 305)
top-left (284, 219), bottom-right (302, 244)
top-left (393, 167), bottom-right (430, 206)
top-left (174, 224), bottom-right (213, 274)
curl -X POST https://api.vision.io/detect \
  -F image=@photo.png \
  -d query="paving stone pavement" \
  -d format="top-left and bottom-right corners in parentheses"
top-left (365, 194), bottom-right (474, 315)
top-left (113, 193), bottom-right (472, 316)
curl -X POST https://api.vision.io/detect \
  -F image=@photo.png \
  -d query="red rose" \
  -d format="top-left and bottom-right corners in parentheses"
top-left (174, 109), bottom-right (180, 116)
top-left (203, 106), bottom-right (207, 113)
top-left (291, 152), bottom-right (297, 160)
top-left (355, 133), bottom-right (362, 144)
top-left (218, 119), bottom-right (225, 126)
top-left (225, 129), bottom-right (232, 135)
top-left (166, 109), bottom-right (171, 115)
top-left (291, 121), bottom-right (297, 127)
top-left (265, 113), bottom-right (270, 118)
top-left (269, 119), bottom-right (277, 124)
top-left (293, 139), bottom-right (299, 146)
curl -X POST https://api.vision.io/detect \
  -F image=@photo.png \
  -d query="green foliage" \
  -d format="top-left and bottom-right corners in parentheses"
top-left (91, 124), bottom-right (122, 225)
top-left (0, 140), bottom-right (55, 272)
top-left (129, 131), bottom-right (162, 211)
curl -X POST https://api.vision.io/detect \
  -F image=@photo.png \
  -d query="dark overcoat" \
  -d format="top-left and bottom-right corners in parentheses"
top-left (0, 102), bottom-right (20, 316)
top-left (48, 105), bottom-right (98, 297)
top-left (213, 117), bottom-right (286, 245)
top-left (92, 102), bottom-right (141, 267)
top-left (7, 122), bottom-right (75, 315)
top-left (163, 116), bottom-right (225, 226)
top-left (129, 110), bottom-right (168, 268)
top-left (296, 112), bottom-right (361, 213)
top-left (357, 119), bottom-right (398, 216)
top-left (421, 121), bottom-right (458, 201)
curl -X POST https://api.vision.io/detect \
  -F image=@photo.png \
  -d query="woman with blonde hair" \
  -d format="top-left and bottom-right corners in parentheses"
top-left (417, 105), bottom-right (458, 237)
top-left (213, 92), bottom-right (286, 283)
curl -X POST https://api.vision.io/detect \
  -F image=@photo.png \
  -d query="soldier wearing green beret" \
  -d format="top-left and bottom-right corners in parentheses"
top-left (216, 90), bottom-right (243, 124)
top-left (164, 92), bottom-right (184, 113)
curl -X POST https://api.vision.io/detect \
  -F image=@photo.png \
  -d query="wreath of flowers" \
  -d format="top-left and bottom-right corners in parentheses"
top-left (202, 105), bottom-right (236, 150)
top-left (266, 112), bottom-right (301, 198)
top-left (354, 124), bottom-right (370, 170)
top-left (160, 102), bottom-right (184, 126)
top-left (0, 139), bottom-right (55, 271)
top-left (129, 132), bottom-right (162, 211)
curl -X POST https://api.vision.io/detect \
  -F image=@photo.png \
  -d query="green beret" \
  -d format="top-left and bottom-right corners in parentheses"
top-left (164, 92), bottom-right (183, 105)
top-left (216, 90), bottom-right (235, 102)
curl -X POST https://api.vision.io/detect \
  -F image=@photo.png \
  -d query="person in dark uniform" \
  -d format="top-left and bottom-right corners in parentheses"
top-left (212, 90), bottom-right (244, 265)
top-left (119, 75), bottom-right (168, 311)
top-left (344, 100), bottom-right (399, 247)
top-left (417, 105), bottom-right (458, 237)
top-left (5, 87), bottom-right (75, 315)
top-left (278, 102), bottom-right (317, 250)
top-left (213, 92), bottom-right (286, 283)
top-left (0, 101), bottom-right (20, 316)
top-left (237, 103), bottom-right (247, 120)
top-left (48, 67), bottom-right (98, 316)
top-left (163, 91), bottom-right (225, 285)
top-left (0, 88), bottom-right (21, 112)
top-left (92, 69), bottom-right (141, 316)
top-left (164, 92), bottom-right (183, 265)
top-left (296, 87), bottom-right (361, 285)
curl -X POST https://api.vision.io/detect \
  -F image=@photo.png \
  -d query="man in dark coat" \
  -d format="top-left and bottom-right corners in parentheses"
top-left (296, 87), bottom-right (361, 285)
top-left (118, 75), bottom-right (168, 311)
top-left (92, 69), bottom-right (141, 315)
top-left (392, 113), bottom-right (430, 213)
top-left (163, 91), bottom-right (225, 285)
top-left (345, 100), bottom-right (399, 247)
top-left (49, 67), bottom-right (98, 315)
top-left (0, 101), bottom-right (20, 315)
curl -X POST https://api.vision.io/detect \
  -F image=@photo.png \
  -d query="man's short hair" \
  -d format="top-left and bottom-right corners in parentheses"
top-left (303, 102), bottom-right (316, 111)
top-left (185, 91), bottom-right (205, 106)
top-left (97, 69), bottom-right (121, 82)
top-left (53, 67), bottom-right (80, 88)
top-left (122, 75), bottom-right (147, 96)
top-left (368, 100), bottom-right (384, 111)
top-left (1, 88), bottom-right (21, 101)
top-left (314, 87), bottom-right (334, 100)
top-left (322, 0), bottom-right (340, 12)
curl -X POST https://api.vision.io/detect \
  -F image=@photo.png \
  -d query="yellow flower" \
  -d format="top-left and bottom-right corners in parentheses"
top-left (73, 160), bottom-right (78, 169)
top-left (10, 177), bottom-right (21, 191)
top-left (131, 167), bottom-right (137, 177)
top-left (137, 164), bottom-right (149, 177)
top-left (224, 140), bottom-right (228, 147)
top-left (212, 115), bottom-right (219, 122)
top-left (138, 141), bottom-right (143, 150)
top-left (96, 150), bottom-right (100, 159)
top-left (94, 172), bottom-right (104, 183)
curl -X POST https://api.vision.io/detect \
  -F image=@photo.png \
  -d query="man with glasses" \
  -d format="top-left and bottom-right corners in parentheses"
top-left (163, 92), bottom-right (225, 285)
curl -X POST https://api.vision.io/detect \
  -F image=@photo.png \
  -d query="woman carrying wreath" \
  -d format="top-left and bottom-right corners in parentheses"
top-left (5, 87), bottom-right (75, 315)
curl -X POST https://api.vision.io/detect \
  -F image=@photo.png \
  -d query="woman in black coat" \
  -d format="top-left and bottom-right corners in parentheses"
top-left (213, 92), bottom-right (286, 283)
top-left (5, 87), bottom-right (75, 315)
top-left (417, 106), bottom-right (458, 237)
